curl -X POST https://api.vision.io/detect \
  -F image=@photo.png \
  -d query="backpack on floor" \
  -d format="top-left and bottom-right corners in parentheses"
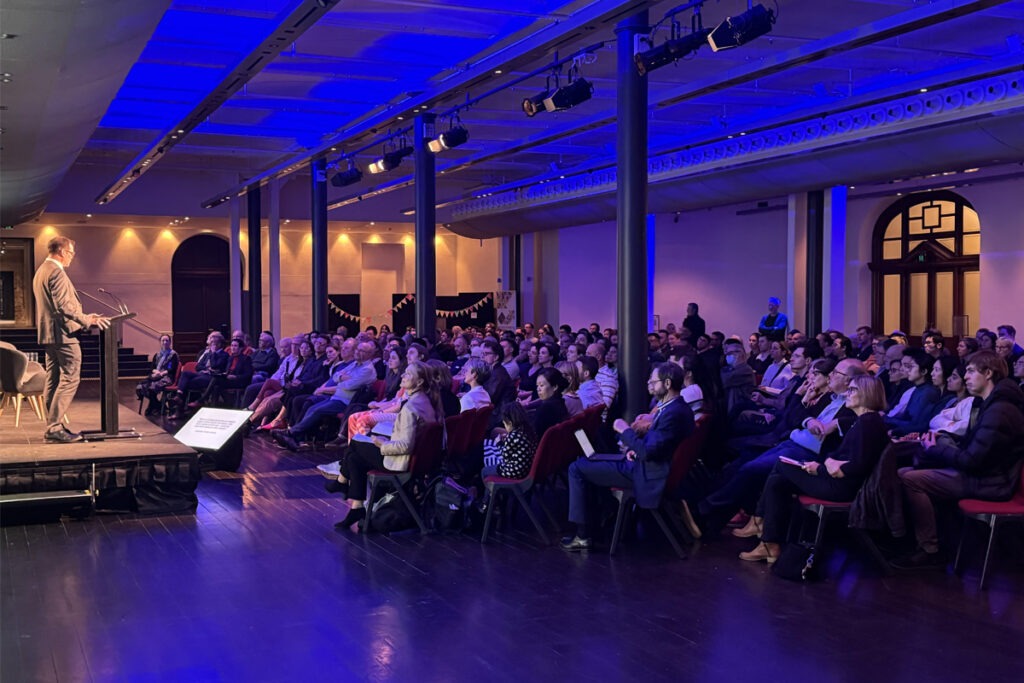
top-left (429, 476), bottom-right (477, 534)
top-left (367, 490), bottom-right (417, 534)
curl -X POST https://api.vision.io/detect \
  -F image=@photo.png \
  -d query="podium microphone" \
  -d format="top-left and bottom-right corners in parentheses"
top-left (98, 288), bottom-right (128, 314)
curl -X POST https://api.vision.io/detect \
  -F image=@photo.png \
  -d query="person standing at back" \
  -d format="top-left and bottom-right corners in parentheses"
top-left (32, 236), bottom-right (110, 443)
top-left (758, 296), bottom-right (789, 342)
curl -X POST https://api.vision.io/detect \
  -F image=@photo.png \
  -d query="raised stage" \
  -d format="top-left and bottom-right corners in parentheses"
top-left (0, 390), bottom-right (201, 518)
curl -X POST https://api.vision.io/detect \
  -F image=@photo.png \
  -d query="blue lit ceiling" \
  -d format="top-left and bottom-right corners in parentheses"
top-left (4, 0), bottom-right (1024, 230)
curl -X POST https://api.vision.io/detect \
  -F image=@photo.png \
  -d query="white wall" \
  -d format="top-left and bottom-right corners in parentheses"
top-left (557, 221), bottom-right (617, 331)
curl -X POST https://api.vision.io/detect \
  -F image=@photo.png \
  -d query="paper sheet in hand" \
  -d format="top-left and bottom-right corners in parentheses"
top-left (576, 429), bottom-right (624, 461)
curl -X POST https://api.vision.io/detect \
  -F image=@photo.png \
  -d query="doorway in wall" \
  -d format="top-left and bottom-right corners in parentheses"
top-left (171, 235), bottom-right (231, 353)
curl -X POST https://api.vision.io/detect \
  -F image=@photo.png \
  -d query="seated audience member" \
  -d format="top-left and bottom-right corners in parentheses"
top-left (586, 342), bottom-right (619, 411)
top-left (517, 342), bottom-right (543, 399)
top-left (271, 341), bottom-right (376, 450)
top-left (481, 402), bottom-right (539, 479)
top-left (247, 337), bottom-right (305, 427)
top-left (885, 349), bottom-right (941, 436)
top-left (976, 329), bottom-right (997, 351)
top-left (170, 332), bottom-right (228, 417)
top-left (561, 362), bottom-right (695, 551)
top-left (748, 334), bottom-right (771, 375)
top-left (449, 334), bottom-right (471, 377)
top-left (250, 331), bottom-right (280, 382)
top-left (480, 339), bottom-right (516, 410)
top-left (243, 336), bottom-right (295, 408)
top-left (997, 324), bottom-right (1023, 358)
top-left (922, 332), bottom-right (946, 360)
top-left (732, 341), bottom-right (816, 434)
top-left (894, 351), bottom-right (1024, 569)
top-left (956, 336), bottom-right (979, 360)
top-left (500, 339), bottom-right (520, 381)
top-left (759, 340), bottom-right (793, 390)
top-left (879, 343), bottom-right (907, 402)
top-left (921, 360), bottom-right (975, 440)
top-left (576, 356), bottom-right (605, 410)
top-left (1015, 354), bottom-right (1024, 391)
top-left (995, 335), bottom-right (1021, 365)
top-left (721, 338), bottom-right (756, 416)
top-left (428, 360), bottom-right (462, 417)
top-left (758, 297), bottom-right (789, 342)
top-left (678, 353), bottom-right (713, 417)
top-left (522, 367), bottom-right (570, 440)
top-left (346, 346), bottom-right (407, 438)
top-left (557, 360), bottom-right (584, 416)
top-left (136, 334), bottom-right (180, 415)
top-left (738, 375), bottom-right (890, 563)
top-left (855, 326), bottom-right (874, 362)
top-left (190, 337), bottom-right (253, 408)
top-left (830, 335), bottom-right (855, 362)
top-left (685, 358), bottom-right (865, 539)
top-left (460, 358), bottom-right (493, 412)
top-left (327, 361), bottom-right (444, 529)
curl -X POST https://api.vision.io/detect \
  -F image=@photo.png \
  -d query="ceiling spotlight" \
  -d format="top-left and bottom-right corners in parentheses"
top-left (367, 146), bottom-right (414, 174)
top-left (542, 78), bottom-right (593, 112)
top-left (708, 3), bottom-right (775, 52)
top-left (330, 163), bottom-right (363, 187)
top-left (427, 126), bottom-right (469, 153)
top-left (522, 91), bottom-right (549, 117)
top-left (635, 28), bottom-right (711, 76)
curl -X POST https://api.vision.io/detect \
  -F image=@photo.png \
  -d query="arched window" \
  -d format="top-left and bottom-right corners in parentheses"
top-left (870, 190), bottom-right (980, 339)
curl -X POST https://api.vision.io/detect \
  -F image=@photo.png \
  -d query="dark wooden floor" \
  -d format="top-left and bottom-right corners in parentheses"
top-left (3, 406), bottom-right (1022, 683)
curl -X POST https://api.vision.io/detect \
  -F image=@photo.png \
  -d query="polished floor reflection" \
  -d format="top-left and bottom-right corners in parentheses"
top-left (3, 430), bottom-right (1022, 683)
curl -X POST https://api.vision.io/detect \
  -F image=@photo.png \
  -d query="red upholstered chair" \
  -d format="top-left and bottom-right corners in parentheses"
top-left (443, 410), bottom-right (475, 464)
top-left (608, 414), bottom-right (711, 559)
top-left (362, 421), bottom-right (445, 534)
top-left (480, 419), bottom-right (579, 545)
top-left (954, 466), bottom-right (1024, 590)
top-left (795, 497), bottom-right (853, 547)
top-left (159, 361), bottom-right (195, 416)
top-left (372, 379), bottom-right (387, 402)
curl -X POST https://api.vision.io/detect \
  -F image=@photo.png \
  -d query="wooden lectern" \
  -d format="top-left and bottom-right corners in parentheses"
top-left (82, 311), bottom-right (140, 441)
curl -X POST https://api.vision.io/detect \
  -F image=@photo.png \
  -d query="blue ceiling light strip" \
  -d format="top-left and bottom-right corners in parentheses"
top-left (94, 0), bottom-right (342, 206)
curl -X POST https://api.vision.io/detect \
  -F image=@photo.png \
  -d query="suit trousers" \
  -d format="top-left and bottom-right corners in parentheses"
top-left (43, 342), bottom-right (82, 431)
top-left (567, 456), bottom-right (637, 526)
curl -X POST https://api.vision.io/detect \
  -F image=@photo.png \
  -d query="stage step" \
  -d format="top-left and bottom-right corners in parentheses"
top-left (0, 328), bottom-right (151, 379)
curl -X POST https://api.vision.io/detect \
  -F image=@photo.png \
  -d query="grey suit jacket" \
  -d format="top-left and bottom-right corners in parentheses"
top-left (33, 259), bottom-right (90, 345)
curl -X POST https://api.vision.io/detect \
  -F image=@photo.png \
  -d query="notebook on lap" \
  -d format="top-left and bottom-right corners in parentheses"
top-left (575, 429), bottom-right (625, 461)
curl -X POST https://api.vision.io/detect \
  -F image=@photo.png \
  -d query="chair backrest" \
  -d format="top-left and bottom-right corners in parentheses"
top-left (664, 414), bottom-right (711, 493)
top-left (373, 379), bottom-right (387, 402)
top-left (468, 404), bottom-right (494, 447)
top-left (0, 342), bottom-right (29, 391)
top-left (444, 410), bottom-right (475, 459)
top-left (526, 419), bottom-right (579, 483)
top-left (408, 421), bottom-right (446, 477)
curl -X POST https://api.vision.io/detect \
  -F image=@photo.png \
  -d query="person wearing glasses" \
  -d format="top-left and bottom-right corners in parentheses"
top-left (561, 362), bottom-right (695, 551)
top-left (479, 339), bottom-right (515, 411)
top-left (32, 236), bottom-right (110, 443)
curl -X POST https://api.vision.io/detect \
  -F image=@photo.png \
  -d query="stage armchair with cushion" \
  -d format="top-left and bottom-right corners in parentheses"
top-left (0, 341), bottom-right (47, 427)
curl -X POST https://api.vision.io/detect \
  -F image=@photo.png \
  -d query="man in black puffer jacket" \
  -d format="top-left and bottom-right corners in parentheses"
top-left (894, 350), bottom-right (1024, 569)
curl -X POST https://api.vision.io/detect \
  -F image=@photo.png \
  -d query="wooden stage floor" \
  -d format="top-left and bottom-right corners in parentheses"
top-left (1, 404), bottom-right (1022, 682)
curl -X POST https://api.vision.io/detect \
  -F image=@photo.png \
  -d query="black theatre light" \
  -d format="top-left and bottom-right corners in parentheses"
top-left (708, 3), bottom-right (775, 52)
top-left (330, 164), bottom-right (363, 187)
top-left (522, 91), bottom-right (550, 117)
top-left (634, 28), bottom-right (711, 76)
top-left (367, 146), bottom-right (414, 174)
top-left (427, 125), bottom-right (469, 153)
top-left (542, 78), bottom-right (593, 112)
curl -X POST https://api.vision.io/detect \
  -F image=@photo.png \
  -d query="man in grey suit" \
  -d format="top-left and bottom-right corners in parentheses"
top-left (32, 236), bottom-right (110, 442)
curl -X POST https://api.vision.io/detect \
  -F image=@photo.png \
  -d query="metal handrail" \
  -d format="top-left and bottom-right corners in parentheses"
top-left (79, 291), bottom-right (166, 338)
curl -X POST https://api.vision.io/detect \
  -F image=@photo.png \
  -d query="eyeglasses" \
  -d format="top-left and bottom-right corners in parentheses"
top-left (647, 378), bottom-right (665, 386)
top-left (830, 369), bottom-right (849, 378)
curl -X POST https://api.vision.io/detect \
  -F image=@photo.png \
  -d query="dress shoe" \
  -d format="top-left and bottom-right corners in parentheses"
top-left (739, 542), bottom-right (779, 564)
top-left (324, 479), bottom-right (350, 496)
top-left (272, 430), bottom-right (300, 451)
top-left (890, 548), bottom-right (946, 571)
top-left (559, 536), bottom-right (592, 552)
top-left (732, 516), bottom-right (763, 538)
top-left (679, 500), bottom-right (703, 540)
top-left (187, 401), bottom-right (202, 410)
top-left (334, 506), bottom-right (366, 529)
top-left (44, 428), bottom-right (83, 444)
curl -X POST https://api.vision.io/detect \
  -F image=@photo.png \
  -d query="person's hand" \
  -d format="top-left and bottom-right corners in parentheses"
top-left (371, 436), bottom-right (385, 448)
top-left (824, 458), bottom-right (845, 478)
top-left (612, 418), bottom-right (630, 434)
top-left (751, 392), bottom-right (764, 404)
top-left (802, 461), bottom-right (820, 475)
top-left (920, 431), bottom-right (938, 450)
top-left (625, 450), bottom-right (637, 462)
top-left (806, 418), bottom-right (825, 436)
top-left (763, 412), bottom-right (776, 424)
top-left (88, 314), bottom-right (111, 330)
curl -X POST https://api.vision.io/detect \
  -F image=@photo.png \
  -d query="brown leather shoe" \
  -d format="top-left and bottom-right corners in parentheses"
top-left (739, 542), bottom-right (779, 564)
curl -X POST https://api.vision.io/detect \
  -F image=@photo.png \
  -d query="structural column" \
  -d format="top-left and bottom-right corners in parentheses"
top-left (268, 178), bottom-right (282, 339)
top-left (615, 10), bottom-right (649, 420)
top-left (247, 185), bottom-right (262, 336)
top-left (804, 190), bottom-right (825, 337)
top-left (414, 113), bottom-right (438, 344)
top-left (311, 157), bottom-right (329, 332)
top-left (822, 186), bottom-right (848, 332)
top-left (229, 197), bottom-right (243, 333)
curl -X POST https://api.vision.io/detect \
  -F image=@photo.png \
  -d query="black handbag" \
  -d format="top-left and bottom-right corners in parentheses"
top-left (772, 542), bottom-right (820, 581)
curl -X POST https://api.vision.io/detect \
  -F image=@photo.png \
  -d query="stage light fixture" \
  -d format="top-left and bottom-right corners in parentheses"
top-left (542, 78), bottom-right (593, 112)
top-left (367, 146), bottom-right (414, 174)
top-left (330, 162), bottom-right (363, 187)
top-left (708, 3), bottom-right (775, 52)
top-left (522, 91), bottom-right (550, 117)
top-left (427, 125), bottom-right (469, 153)
top-left (634, 28), bottom-right (711, 76)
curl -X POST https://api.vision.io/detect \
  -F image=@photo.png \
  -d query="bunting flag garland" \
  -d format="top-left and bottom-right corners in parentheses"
top-left (327, 292), bottom-right (493, 324)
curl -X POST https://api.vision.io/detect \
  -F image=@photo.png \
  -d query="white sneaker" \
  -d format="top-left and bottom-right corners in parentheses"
top-left (316, 461), bottom-right (342, 479)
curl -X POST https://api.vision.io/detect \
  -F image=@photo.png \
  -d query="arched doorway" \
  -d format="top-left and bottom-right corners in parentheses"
top-left (171, 235), bottom-right (231, 343)
top-left (870, 190), bottom-right (980, 340)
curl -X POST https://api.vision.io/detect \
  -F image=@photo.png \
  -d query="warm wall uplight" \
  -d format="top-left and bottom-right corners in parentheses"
top-left (434, 236), bottom-right (444, 245)
top-left (42, 226), bottom-right (56, 235)
top-left (121, 228), bottom-right (137, 239)
top-left (368, 234), bottom-right (382, 243)
top-left (337, 233), bottom-right (351, 244)
top-left (402, 235), bottom-right (413, 245)
top-left (160, 229), bottom-right (176, 241)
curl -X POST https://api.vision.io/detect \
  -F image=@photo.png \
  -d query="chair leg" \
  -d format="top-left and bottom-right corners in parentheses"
top-left (650, 509), bottom-right (688, 559)
top-left (362, 480), bottom-right (382, 534)
top-left (480, 487), bottom-right (500, 542)
top-left (30, 395), bottom-right (45, 420)
top-left (14, 393), bottom-right (24, 427)
top-left (812, 506), bottom-right (827, 547)
top-left (954, 520), bottom-right (969, 575)
top-left (979, 516), bottom-right (998, 591)
top-left (393, 479), bottom-right (428, 534)
top-left (512, 488), bottom-right (550, 545)
top-left (609, 496), bottom-right (629, 556)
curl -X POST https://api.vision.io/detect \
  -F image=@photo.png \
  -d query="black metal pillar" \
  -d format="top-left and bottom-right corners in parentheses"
top-left (414, 113), bottom-right (437, 344)
top-left (246, 186), bottom-right (262, 336)
top-left (311, 157), bottom-right (329, 332)
top-left (616, 10), bottom-right (649, 421)
top-left (805, 190), bottom-right (825, 336)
